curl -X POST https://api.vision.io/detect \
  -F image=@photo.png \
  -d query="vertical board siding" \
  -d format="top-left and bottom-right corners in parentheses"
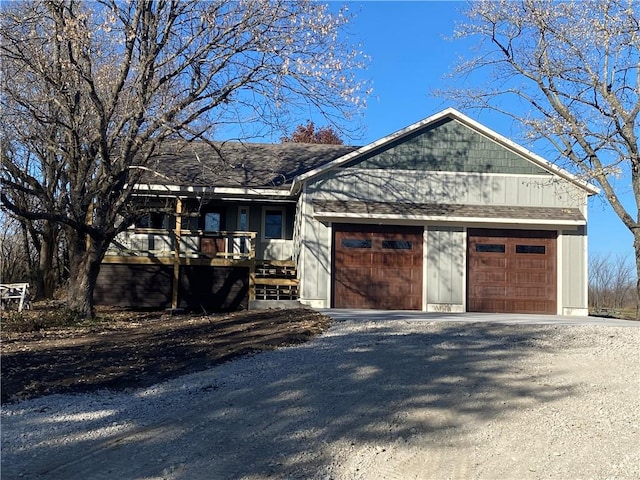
top-left (561, 228), bottom-right (587, 308)
top-left (299, 188), bottom-right (331, 302)
top-left (426, 227), bottom-right (465, 304)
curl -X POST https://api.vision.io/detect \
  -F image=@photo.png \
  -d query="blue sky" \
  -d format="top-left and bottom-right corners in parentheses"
top-left (336, 1), bottom-right (634, 259)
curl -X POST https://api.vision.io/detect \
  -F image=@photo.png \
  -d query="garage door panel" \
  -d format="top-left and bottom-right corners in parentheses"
top-left (468, 229), bottom-right (556, 314)
top-left (511, 271), bottom-right (550, 284)
top-left (376, 255), bottom-right (418, 267)
top-left (511, 257), bottom-right (549, 269)
top-left (474, 270), bottom-right (508, 283)
top-left (472, 285), bottom-right (508, 297)
top-left (336, 252), bottom-right (373, 265)
top-left (474, 257), bottom-right (508, 269)
top-left (333, 225), bottom-right (423, 310)
top-left (510, 286), bottom-right (547, 298)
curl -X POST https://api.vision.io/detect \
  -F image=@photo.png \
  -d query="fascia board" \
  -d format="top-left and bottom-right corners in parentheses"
top-left (132, 183), bottom-right (294, 198)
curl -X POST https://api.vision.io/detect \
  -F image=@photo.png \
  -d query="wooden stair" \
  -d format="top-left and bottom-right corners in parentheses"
top-left (252, 261), bottom-right (298, 301)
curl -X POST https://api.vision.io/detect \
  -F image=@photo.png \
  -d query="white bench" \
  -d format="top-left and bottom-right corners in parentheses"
top-left (0, 283), bottom-right (31, 312)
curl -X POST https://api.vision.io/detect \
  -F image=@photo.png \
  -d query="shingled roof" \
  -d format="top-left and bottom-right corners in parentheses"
top-left (142, 140), bottom-right (357, 189)
top-left (312, 199), bottom-right (586, 224)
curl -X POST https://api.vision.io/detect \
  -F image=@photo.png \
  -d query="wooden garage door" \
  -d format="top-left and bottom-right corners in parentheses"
top-left (333, 224), bottom-right (423, 310)
top-left (468, 229), bottom-right (557, 314)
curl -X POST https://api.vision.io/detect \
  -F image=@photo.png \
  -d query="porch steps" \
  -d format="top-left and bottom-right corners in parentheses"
top-left (253, 261), bottom-right (298, 301)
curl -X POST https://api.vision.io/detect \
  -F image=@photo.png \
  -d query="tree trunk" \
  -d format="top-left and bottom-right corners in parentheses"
top-left (635, 230), bottom-right (640, 321)
top-left (65, 229), bottom-right (104, 319)
top-left (36, 223), bottom-right (57, 300)
top-left (19, 220), bottom-right (36, 285)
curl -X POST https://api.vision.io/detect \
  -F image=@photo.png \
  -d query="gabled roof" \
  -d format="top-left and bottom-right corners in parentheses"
top-left (291, 108), bottom-right (600, 195)
top-left (141, 140), bottom-right (356, 191)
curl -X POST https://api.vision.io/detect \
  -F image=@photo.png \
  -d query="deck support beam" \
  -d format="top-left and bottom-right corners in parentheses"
top-left (171, 197), bottom-right (182, 310)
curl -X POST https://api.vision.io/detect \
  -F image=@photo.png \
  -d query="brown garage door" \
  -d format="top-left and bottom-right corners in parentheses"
top-left (468, 229), bottom-right (557, 314)
top-left (333, 224), bottom-right (423, 310)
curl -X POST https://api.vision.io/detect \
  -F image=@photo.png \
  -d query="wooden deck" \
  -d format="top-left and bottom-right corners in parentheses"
top-left (103, 230), bottom-right (298, 308)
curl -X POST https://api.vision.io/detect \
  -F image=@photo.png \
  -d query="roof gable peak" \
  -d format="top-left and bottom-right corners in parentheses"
top-left (291, 108), bottom-right (599, 195)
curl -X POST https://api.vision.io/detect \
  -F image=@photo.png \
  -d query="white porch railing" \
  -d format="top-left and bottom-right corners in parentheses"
top-left (107, 230), bottom-right (256, 259)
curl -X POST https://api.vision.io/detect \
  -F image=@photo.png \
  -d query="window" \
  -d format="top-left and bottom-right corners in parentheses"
top-left (475, 244), bottom-right (506, 253)
top-left (205, 212), bottom-right (222, 232)
top-left (516, 245), bottom-right (546, 254)
top-left (382, 240), bottom-right (412, 250)
top-left (263, 209), bottom-right (284, 239)
top-left (341, 239), bottom-right (372, 249)
top-left (135, 213), bottom-right (173, 230)
top-left (236, 207), bottom-right (250, 254)
top-left (238, 207), bottom-right (249, 231)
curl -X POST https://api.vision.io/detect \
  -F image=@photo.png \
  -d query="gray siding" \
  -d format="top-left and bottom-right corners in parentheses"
top-left (297, 115), bottom-right (590, 313)
top-left (561, 227), bottom-right (588, 313)
top-left (355, 118), bottom-right (551, 175)
top-left (298, 188), bottom-right (331, 305)
top-left (426, 227), bottom-right (465, 305)
top-left (308, 170), bottom-right (585, 212)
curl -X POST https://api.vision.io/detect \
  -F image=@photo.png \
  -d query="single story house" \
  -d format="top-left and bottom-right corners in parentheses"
top-left (96, 108), bottom-right (598, 315)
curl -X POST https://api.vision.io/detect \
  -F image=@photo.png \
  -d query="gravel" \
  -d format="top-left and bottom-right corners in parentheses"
top-left (2, 317), bottom-right (639, 479)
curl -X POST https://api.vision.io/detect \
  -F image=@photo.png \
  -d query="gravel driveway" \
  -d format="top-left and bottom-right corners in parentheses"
top-left (2, 312), bottom-right (639, 479)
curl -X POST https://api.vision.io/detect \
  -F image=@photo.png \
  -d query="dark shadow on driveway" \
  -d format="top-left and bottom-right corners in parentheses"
top-left (3, 321), bottom-right (576, 479)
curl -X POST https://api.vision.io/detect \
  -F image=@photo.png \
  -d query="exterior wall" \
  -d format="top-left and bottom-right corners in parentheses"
top-left (298, 185), bottom-right (332, 308)
top-left (354, 118), bottom-right (553, 175)
top-left (560, 226), bottom-right (589, 315)
top-left (308, 169), bottom-right (585, 212)
top-left (297, 119), bottom-right (590, 314)
top-left (426, 226), bottom-right (465, 312)
top-left (109, 200), bottom-right (295, 261)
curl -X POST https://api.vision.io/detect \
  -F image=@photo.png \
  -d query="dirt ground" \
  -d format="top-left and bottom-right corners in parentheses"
top-left (0, 307), bottom-right (330, 404)
top-left (2, 316), bottom-right (638, 480)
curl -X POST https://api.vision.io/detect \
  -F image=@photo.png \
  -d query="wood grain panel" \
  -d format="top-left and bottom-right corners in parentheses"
top-left (468, 229), bottom-right (556, 314)
top-left (333, 224), bottom-right (423, 310)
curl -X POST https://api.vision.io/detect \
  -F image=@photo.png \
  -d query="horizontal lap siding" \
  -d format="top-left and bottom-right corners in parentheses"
top-left (310, 170), bottom-right (583, 210)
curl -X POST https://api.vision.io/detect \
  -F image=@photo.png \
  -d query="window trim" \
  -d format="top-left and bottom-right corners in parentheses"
top-left (261, 207), bottom-right (286, 240)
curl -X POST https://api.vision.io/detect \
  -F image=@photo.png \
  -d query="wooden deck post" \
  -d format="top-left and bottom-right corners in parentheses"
top-left (171, 197), bottom-right (183, 310)
top-left (249, 233), bottom-right (256, 302)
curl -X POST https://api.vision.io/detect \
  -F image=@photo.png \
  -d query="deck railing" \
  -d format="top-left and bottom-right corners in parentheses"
top-left (106, 229), bottom-right (256, 259)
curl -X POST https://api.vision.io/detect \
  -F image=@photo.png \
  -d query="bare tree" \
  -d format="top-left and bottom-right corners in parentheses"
top-left (589, 252), bottom-right (637, 313)
top-left (441, 0), bottom-right (640, 318)
top-left (0, 0), bottom-right (369, 318)
top-left (0, 213), bottom-right (31, 285)
top-left (281, 121), bottom-right (345, 144)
